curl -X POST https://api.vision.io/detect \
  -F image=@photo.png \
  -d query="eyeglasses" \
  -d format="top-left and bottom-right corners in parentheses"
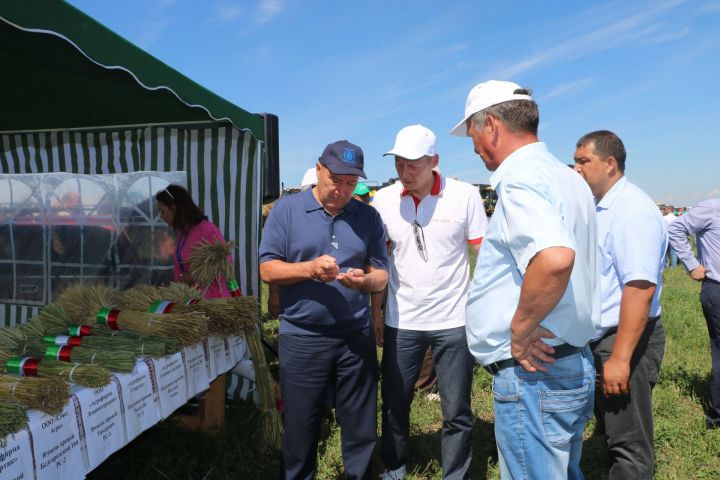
top-left (413, 220), bottom-right (428, 262)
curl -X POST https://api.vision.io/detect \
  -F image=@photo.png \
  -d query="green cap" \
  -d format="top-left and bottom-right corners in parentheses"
top-left (353, 182), bottom-right (370, 196)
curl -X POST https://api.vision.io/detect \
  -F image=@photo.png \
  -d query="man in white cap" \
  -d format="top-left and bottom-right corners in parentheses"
top-left (452, 81), bottom-right (600, 479)
top-left (373, 124), bottom-right (487, 479)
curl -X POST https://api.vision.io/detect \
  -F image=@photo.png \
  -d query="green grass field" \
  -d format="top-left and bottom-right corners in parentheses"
top-left (87, 266), bottom-right (720, 479)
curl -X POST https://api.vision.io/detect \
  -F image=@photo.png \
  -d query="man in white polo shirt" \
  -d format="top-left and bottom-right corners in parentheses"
top-left (373, 124), bottom-right (487, 480)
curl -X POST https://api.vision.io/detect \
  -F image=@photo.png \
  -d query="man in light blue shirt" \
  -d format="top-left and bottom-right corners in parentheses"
top-left (668, 197), bottom-right (720, 429)
top-left (574, 130), bottom-right (667, 480)
top-left (453, 80), bottom-right (599, 479)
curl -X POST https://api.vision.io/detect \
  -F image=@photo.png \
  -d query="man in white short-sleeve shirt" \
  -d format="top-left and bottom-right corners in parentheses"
top-left (373, 124), bottom-right (487, 480)
top-left (574, 130), bottom-right (667, 479)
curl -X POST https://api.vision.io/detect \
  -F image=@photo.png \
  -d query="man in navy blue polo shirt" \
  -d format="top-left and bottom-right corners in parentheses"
top-left (260, 140), bottom-right (389, 480)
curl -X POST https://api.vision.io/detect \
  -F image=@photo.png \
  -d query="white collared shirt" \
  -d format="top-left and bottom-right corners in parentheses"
top-left (466, 142), bottom-right (600, 365)
top-left (374, 175), bottom-right (487, 331)
top-left (593, 176), bottom-right (667, 339)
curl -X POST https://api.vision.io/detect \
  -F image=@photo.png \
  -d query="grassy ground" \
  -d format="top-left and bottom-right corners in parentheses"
top-left (88, 266), bottom-right (720, 479)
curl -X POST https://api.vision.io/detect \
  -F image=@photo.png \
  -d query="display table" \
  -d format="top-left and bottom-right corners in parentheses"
top-left (0, 334), bottom-right (248, 480)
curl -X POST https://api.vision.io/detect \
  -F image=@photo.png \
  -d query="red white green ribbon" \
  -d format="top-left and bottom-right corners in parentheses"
top-left (96, 307), bottom-right (121, 330)
top-left (69, 325), bottom-right (93, 336)
top-left (186, 298), bottom-right (201, 305)
top-left (43, 335), bottom-right (83, 347)
top-left (148, 300), bottom-right (175, 314)
top-left (45, 345), bottom-right (74, 362)
top-left (227, 279), bottom-right (242, 297)
top-left (6, 356), bottom-right (41, 376)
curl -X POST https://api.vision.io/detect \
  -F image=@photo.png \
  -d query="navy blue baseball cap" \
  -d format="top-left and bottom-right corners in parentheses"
top-left (318, 140), bottom-right (366, 178)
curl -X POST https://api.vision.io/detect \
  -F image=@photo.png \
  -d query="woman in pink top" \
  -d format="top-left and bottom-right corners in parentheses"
top-left (155, 185), bottom-right (232, 299)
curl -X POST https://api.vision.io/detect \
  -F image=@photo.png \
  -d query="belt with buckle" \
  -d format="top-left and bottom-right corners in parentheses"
top-left (483, 343), bottom-right (582, 375)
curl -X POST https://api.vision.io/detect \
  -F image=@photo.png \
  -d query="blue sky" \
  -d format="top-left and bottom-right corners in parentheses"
top-left (67, 0), bottom-right (720, 206)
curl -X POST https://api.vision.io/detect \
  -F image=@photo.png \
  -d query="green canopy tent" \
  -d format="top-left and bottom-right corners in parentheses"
top-left (0, 0), bottom-right (274, 326)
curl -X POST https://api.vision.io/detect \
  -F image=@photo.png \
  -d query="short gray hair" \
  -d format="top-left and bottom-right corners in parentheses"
top-left (470, 89), bottom-right (539, 135)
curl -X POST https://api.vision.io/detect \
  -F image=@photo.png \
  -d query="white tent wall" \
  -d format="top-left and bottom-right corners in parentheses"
top-left (0, 123), bottom-right (262, 327)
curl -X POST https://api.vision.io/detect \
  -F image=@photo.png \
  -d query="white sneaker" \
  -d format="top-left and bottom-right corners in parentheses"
top-left (380, 465), bottom-right (407, 479)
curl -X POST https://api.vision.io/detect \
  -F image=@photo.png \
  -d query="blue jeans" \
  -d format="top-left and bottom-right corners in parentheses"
top-left (492, 346), bottom-right (595, 480)
top-left (381, 326), bottom-right (474, 479)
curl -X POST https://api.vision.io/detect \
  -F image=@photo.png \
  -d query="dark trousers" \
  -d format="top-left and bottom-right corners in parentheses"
top-left (591, 318), bottom-right (666, 480)
top-left (381, 326), bottom-right (473, 480)
top-left (414, 347), bottom-right (437, 392)
top-left (279, 329), bottom-right (377, 480)
top-left (701, 280), bottom-right (720, 427)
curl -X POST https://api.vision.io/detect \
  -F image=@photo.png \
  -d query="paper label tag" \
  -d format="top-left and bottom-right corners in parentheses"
top-left (27, 403), bottom-right (85, 480)
top-left (112, 360), bottom-right (161, 442)
top-left (0, 430), bottom-right (34, 480)
top-left (71, 383), bottom-right (125, 471)
top-left (227, 334), bottom-right (247, 364)
top-left (150, 352), bottom-right (187, 419)
top-left (207, 335), bottom-right (233, 376)
top-left (182, 343), bottom-right (210, 398)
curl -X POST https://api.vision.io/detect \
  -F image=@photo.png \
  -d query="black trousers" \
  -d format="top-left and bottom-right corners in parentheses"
top-left (591, 318), bottom-right (666, 480)
top-left (701, 280), bottom-right (720, 427)
top-left (279, 328), bottom-right (377, 480)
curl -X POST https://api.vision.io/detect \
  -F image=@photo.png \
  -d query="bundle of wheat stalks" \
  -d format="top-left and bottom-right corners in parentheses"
top-left (55, 284), bottom-right (207, 346)
top-left (0, 402), bottom-right (29, 438)
top-left (186, 239), bottom-right (235, 289)
top-left (39, 304), bottom-right (180, 354)
top-left (0, 374), bottom-right (68, 415)
top-left (245, 326), bottom-right (282, 451)
top-left (159, 282), bottom-right (256, 334)
top-left (0, 323), bottom-right (136, 374)
top-left (118, 284), bottom-right (239, 336)
top-left (0, 350), bottom-right (110, 389)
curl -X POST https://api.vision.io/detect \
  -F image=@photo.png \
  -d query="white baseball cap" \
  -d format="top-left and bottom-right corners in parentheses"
top-left (383, 124), bottom-right (437, 160)
top-left (449, 80), bottom-right (533, 137)
top-left (300, 166), bottom-right (317, 188)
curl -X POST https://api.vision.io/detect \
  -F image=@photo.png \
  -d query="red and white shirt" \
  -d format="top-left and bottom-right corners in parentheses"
top-left (373, 173), bottom-right (487, 330)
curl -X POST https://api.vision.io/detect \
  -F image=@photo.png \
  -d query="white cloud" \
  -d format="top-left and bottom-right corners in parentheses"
top-left (136, 1), bottom-right (177, 48)
top-left (215, 2), bottom-right (243, 21)
top-left (694, 1), bottom-right (720, 14)
top-left (488, 0), bottom-right (687, 78)
top-left (540, 78), bottom-right (596, 101)
top-left (643, 26), bottom-right (690, 44)
top-left (257, 0), bottom-right (284, 24)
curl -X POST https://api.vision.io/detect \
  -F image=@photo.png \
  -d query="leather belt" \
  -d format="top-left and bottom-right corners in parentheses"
top-left (483, 343), bottom-right (582, 375)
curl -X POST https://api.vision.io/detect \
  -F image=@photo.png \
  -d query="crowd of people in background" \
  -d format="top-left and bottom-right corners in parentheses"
top-left (259, 79), bottom-right (719, 480)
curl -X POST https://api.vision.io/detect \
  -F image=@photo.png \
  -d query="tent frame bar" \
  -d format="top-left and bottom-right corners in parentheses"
top-left (0, 119), bottom-right (249, 136)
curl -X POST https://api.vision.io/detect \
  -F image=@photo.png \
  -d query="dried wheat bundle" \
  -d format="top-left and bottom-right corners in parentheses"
top-left (117, 283), bottom-right (240, 335)
top-left (186, 239), bottom-right (235, 288)
top-left (0, 402), bottom-right (29, 438)
top-left (116, 284), bottom-right (162, 311)
top-left (245, 327), bottom-right (282, 450)
top-left (2, 323), bottom-right (136, 373)
top-left (1, 352), bottom-right (110, 388)
top-left (38, 303), bottom-right (176, 354)
top-left (54, 284), bottom-right (208, 346)
top-left (156, 283), bottom-right (234, 334)
top-left (158, 282), bottom-right (202, 301)
top-left (0, 374), bottom-right (68, 415)
top-left (37, 304), bottom-right (76, 336)
top-left (42, 334), bottom-right (166, 358)
top-left (55, 284), bottom-right (119, 325)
